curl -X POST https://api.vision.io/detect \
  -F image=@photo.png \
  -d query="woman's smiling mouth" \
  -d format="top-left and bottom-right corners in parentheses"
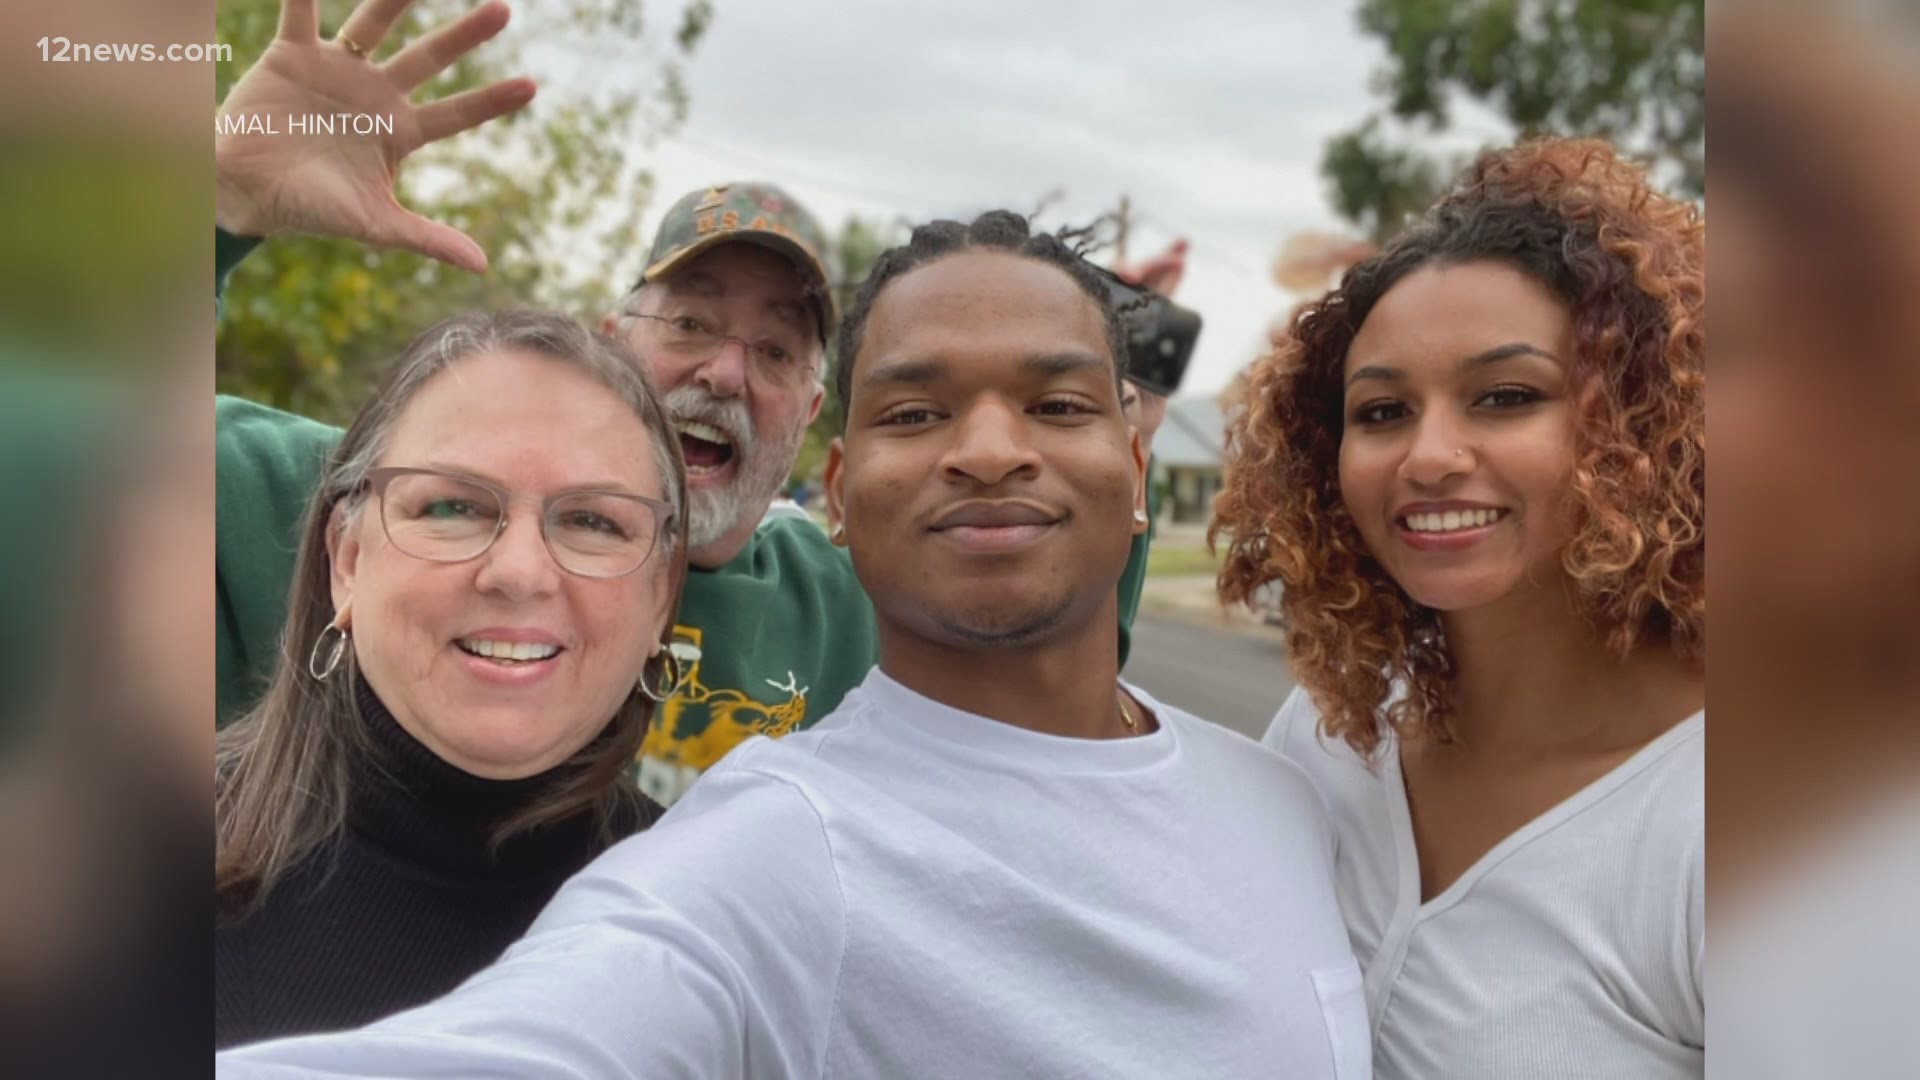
top-left (1397, 507), bottom-right (1509, 534)
top-left (1393, 504), bottom-right (1511, 551)
top-left (457, 638), bottom-right (562, 664)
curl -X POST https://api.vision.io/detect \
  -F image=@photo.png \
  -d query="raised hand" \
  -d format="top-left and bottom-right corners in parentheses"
top-left (1113, 237), bottom-right (1189, 300)
top-left (214, 0), bottom-right (535, 271)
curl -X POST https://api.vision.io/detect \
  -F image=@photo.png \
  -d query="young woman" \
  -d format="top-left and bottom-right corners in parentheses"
top-left (1216, 137), bottom-right (1704, 1078)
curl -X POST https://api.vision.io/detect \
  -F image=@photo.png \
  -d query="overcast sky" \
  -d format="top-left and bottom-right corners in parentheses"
top-left (523, 0), bottom-right (1510, 396)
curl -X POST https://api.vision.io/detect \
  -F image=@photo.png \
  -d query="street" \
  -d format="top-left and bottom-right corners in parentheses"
top-left (1123, 613), bottom-right (1294, 742)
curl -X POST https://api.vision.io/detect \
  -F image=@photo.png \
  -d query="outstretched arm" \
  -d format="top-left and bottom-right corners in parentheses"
top-left (217, 768), bottom-right (846, 1078)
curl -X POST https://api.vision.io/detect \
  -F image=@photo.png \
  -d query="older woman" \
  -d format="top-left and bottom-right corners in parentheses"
top-left (214, 310), bottom-right (688, 1048)
top-left (1215, 137), bottom-right (1705, 1078)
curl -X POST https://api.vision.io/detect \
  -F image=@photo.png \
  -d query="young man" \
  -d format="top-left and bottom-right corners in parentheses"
top-left (216, 212), bottom-right (1366, 1079)
top-left (212, 0), bottom-right (1165, 805)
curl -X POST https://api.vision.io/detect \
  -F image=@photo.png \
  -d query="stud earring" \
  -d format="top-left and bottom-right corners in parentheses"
top-left (1132, 509), bottom-right (1148, 525)
top-left (830, 522), bottom-right (846, 543)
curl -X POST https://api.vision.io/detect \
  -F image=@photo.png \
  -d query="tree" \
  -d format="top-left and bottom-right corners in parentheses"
top-left (1325, 0), bottom-right (1704, 241)
top-left (214, 0), bottom-right (713, 422)
top-left (1321, 117), bottom-right (1452, 245)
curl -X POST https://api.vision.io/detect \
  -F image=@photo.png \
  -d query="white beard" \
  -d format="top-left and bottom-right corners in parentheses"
top-left (666, 384), bottom-right (809, 551)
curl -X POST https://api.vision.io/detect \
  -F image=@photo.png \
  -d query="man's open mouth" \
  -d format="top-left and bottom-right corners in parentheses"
top-left (676, 420), bottom-right (736, 475)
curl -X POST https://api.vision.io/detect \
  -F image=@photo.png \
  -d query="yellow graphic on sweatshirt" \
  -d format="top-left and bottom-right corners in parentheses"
top-left (635, 624), bottom-right (809, 806)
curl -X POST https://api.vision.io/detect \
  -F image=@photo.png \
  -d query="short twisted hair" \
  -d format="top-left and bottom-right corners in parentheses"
top-left (832, 210), bottom-right (1128, 424)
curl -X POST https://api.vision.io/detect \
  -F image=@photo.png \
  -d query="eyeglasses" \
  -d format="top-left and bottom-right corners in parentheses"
top-left (625, 312), bottom-right (818, 389)
top-left (364, 467), bottom-right (675, 579)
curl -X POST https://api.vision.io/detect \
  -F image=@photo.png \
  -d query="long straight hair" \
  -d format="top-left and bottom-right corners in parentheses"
top-left (215, 310), bottom-right (689, 912)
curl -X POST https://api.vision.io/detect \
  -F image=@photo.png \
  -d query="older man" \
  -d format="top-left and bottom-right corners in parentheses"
top-left (213, 0), bottom-right (1164, 805)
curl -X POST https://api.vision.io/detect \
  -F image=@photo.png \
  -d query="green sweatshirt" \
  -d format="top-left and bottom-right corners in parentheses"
top-left (214, 231), bottom-right (1149, 805)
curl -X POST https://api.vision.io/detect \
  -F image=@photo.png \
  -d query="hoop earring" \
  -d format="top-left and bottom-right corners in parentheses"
top-left (636, 649), bottom-right (685, 703)
top-left (308, 620), bottom-right (350, 681)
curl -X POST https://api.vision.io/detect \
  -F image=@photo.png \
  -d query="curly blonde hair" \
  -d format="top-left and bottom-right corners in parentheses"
top-left (1213, 137), bottom-right (1704, 759)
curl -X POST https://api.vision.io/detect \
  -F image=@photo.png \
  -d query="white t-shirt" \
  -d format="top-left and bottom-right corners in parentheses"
top-left (220, 669), bottom-right (1369, 1079)
top-left (1266, 688), bottom-right (1703, 1080)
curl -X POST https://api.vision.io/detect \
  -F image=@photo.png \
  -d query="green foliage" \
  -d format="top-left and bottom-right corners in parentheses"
top-left (787, 213), bottom-right (906, 486)
top-left (1326, 0), bottom-right (1704, 240)
top-left (1322, 117), bottom-right (1451, 244)
top-left (214, 0), bottom-right (713, 423)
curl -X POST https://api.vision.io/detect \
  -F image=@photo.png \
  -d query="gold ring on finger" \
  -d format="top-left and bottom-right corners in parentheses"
top-left (336, 32), bottom-right (369, 59)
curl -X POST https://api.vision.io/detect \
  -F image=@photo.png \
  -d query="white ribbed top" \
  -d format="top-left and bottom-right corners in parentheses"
top-left (1268, 688), bottom-right (1705, 1079)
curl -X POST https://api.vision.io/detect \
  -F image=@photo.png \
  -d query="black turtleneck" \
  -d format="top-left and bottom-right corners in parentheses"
top-left (215, 678), bottom-right (659, 1050)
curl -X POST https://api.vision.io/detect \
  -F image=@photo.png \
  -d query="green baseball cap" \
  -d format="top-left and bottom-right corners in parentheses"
top-left (640, 182), bottom-right (835, 344)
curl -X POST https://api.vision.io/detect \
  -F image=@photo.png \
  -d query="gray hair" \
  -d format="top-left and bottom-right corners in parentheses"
top-left (330, 310), bottom-right (686, 529)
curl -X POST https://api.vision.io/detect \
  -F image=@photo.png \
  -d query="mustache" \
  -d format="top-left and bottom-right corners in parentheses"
top-left (662, 385), bottom-right (755, 459)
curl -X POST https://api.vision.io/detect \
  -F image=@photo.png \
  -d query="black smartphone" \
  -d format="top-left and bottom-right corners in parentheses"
top-left (1096, 267), bottom-right (1202, 397)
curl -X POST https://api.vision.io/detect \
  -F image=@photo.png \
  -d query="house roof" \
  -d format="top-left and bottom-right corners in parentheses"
top-left (1151, 394), bottom-right (1225, 469)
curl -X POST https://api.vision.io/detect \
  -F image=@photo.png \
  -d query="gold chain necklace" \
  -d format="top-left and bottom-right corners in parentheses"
top-left (1117, 689), bottom-right (1137, 732)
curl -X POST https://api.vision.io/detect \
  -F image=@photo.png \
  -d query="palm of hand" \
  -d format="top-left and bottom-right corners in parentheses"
top-left (217, 40), bottom-right (417, 245)
top-left (213, 0), bottom-right (530, 270)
